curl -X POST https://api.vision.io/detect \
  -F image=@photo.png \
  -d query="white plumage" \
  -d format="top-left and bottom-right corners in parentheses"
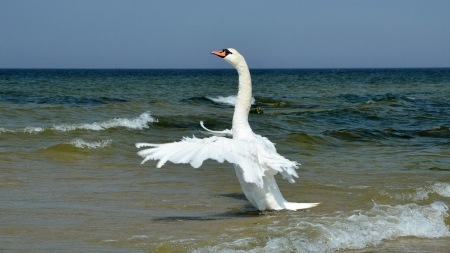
top-left (136, 48), bottom-right (319, 211)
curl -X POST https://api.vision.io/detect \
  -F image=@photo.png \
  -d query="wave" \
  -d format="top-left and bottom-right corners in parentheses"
top-left (337, 93), bottom-right (450, 123)
top-left (0, 126), bottom-right (45, 133)
top-left (40, 138), bottom-right (113, 154)
top-left (206, 95), bottom-right (256, 106)
top-left (323, 126), bottom-right (450, 142)
top-left (194, 202), bottom-right (449, 253)
top-left (188, 95), bottom-right (287, 109)
top-left (287, 132), bottom-right (338, 147)
top-left (67, 139), bottom-right (112, 149)
top-left (0, 112), bottom-right (156, 134)
top-left (254, 97), bottom-right (288, 107)
top-left (392, 182), bottom-right (450, 201)
top-left (339, 93), bottom-right (399, 104)
top-left (323, 128), bottom-right (412, 141)
top-left (52, 112), bottom-right (156, 131)
top-left (0, 91), bottom-right (128, 105)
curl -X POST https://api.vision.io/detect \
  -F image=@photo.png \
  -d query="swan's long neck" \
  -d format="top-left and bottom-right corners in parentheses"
top-left (232, 60), bottom-right (253, 139)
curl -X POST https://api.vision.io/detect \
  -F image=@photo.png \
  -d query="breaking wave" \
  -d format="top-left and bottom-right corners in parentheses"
top-left (0, 112), bottom-right (156, 134)
top-left (206, 95), bottom-right (255, 106)
top-left (53, 112), bottom-right (156, 131)
top-left (68, 139), bottom-right (113, 149)
top-left (393, 182), bottom-right (450, 201)
top-left (194, 202), bottom-right (450, 253)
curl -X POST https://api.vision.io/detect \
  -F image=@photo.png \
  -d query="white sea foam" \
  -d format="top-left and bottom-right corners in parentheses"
top-left (433, 182), bottom-right (450, 198)
top-left (194, 202), bottom-right (450, 253)
top-left (127, 235), bottom-right (149, 240)
top-left (207, 95), bottom-right (255, 106)
top-left (53, 111), bottom-right (156, 131)
top-left (0, 126), bottom-right (44, 133)
top-left (394, 182), bottom-right (450, 201)
top-left (68, 139), bottom-right (112, 149)
top-left (0, 112), bottom-right (156, 133)
top-left (23, 126), bottom-right (45, 133)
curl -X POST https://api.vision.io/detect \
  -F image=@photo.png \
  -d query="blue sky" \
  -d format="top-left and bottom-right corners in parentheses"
top-left (1, 1), bottom-right (449, 68)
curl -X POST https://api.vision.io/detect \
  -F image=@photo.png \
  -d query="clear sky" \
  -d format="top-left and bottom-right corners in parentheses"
top-left (1, 1), bottom-right (449, 69)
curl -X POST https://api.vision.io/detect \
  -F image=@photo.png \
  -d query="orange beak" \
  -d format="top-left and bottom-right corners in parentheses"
top-left (211, 50), bottom-right (227, 58)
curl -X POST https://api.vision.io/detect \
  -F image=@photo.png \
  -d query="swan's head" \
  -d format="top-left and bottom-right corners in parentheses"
top-left (211, 48), bottom-right (245, 67)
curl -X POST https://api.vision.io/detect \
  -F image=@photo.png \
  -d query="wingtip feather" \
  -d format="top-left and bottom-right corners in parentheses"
top-left (136, 143), bottom-right (160, 148)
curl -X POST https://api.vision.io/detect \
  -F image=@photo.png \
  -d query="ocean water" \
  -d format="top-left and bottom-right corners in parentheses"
top-left (0, 68), bottom-right (449, 253)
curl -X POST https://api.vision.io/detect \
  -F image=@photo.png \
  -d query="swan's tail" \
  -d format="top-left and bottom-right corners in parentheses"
top-left (199, 121), bottom-right (233, 137)
top-left (284, 202), bottom-right (320, 210)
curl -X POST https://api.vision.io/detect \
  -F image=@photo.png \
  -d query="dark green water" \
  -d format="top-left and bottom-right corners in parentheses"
top-left (1, 69), bottom-right (449, 252)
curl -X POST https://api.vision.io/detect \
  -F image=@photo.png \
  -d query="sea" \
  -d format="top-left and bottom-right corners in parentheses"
top-left (1, 68), bottom-right (449, 253)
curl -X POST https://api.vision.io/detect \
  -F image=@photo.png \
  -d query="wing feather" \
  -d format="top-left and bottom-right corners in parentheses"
top-left (136, 135), bottom-right (265, 187)
top-left (253, 133), bottom-right (300, 184)
top-left (136, 133), bottom-right (301, 187)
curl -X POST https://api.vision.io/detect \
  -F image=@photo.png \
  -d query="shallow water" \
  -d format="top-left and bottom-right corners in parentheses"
top-left (1, 69), bottom-right (449, 252)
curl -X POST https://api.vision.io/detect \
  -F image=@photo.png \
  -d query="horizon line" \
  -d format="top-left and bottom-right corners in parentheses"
top-left (1, 67), bottom-right (450, 70)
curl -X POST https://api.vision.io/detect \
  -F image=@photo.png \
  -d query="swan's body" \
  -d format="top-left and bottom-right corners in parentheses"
top-left (136, 48), bottom-right (319, 211)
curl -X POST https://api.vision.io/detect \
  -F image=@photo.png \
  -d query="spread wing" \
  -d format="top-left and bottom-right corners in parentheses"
top-left (253, 133), bottom-right (299, 183)
top-left (136, 136), bottom-right (265, 187)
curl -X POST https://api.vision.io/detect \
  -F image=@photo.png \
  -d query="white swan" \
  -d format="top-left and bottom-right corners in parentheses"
top-left (136, 48), bottom-right (319, 211)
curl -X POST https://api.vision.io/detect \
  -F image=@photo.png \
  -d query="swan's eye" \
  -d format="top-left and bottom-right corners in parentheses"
top-left (224, 49), bottom-right (232, 56)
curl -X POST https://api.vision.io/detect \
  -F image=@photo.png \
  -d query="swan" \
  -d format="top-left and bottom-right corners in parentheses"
top-left (136, 48), bottom-right (319, 211)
